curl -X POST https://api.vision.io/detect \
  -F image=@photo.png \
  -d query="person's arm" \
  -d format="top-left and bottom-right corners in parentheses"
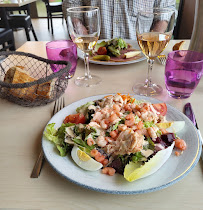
top-left (72, 18), bottom-right (88, 35)
top-left (62, 0), bottom-right (83, 21)
top-left (152, 0), bottom-right (177, 33)
top-left (152, 20), bottom-right (168, 33)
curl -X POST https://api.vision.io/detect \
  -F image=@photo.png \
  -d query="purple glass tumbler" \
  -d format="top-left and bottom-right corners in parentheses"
top-left (165, 50), bottom-right (203, 99)
top-left (46, 40), bottom-right (77, 78)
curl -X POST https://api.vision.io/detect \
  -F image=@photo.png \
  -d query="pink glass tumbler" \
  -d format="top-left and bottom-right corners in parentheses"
top-left (165, 50), bottom-right (203, 99)
top-left (46, 40), bottom-right (77, 78)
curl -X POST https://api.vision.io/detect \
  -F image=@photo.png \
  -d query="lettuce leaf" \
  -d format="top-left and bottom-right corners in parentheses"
top-left (44, 123), bottom-right (60, 144)
top-left (44, 123), bottom-right (73, 156)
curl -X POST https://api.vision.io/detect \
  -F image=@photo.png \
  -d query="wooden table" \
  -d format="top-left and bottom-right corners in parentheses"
top-left (0, 40), bottom-right (203, 210)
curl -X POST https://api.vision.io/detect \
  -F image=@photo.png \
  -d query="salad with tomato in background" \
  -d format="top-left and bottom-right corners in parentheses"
top-left (44, 93), bottom-right (186, 182)
top-left (91, 38), bottom-right (142, 62)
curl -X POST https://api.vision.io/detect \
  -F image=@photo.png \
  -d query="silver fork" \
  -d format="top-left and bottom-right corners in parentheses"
top-left (157, 54), bottom-right (167, 65)
top-left (30, 97), bottom-right (65, 178)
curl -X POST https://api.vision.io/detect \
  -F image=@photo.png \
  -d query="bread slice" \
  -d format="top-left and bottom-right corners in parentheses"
top-left (4, 66), bottom-right (38, 100)
top-left (36, 79), bottom-right (55, 99)
top-left (172, 41), bottom-right (185, 51)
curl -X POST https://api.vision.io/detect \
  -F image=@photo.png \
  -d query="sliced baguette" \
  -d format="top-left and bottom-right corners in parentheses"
top-left (172, 41), bottom-right (185, 51)
top-left (36, 79), bottom-right (55, 99)
top-left (4, 66), bottom-right (38, 100)
top-left (4, 66), bottom-right (55, 100)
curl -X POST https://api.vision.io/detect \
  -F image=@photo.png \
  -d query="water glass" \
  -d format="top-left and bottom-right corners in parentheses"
top-left (165, 50), bottom-right (203, 99)
top-left (46, 40), bottom-right (77, 78)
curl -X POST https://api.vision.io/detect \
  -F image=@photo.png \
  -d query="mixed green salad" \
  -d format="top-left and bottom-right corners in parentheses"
top-left (44, 94), bottom-right (186, 181)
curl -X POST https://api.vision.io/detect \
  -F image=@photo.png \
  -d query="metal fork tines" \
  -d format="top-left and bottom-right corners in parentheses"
top-left (157, 54), bottom-right (167, 65)
top-left (30, 97), bottom-right (65, 178)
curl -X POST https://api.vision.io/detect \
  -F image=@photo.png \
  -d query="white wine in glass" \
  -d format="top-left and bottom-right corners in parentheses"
top-left (137, 32), bottom-right (171, 59)
top-left (67, 6), bottom-right (101, 87)
top-left (133, 8), bottom-right (175, 96)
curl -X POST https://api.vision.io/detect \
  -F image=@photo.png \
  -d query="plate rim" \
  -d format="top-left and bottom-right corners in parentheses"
top-left (42, 93), bottom-right (201, 194)
top-left (77, 39), bottom-right (146, 65)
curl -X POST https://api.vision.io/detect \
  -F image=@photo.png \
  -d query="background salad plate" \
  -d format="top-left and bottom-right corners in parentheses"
top-left (77, 39), bottom-right (146, 65)
top-left (42, 94), bottom-right (201, 194)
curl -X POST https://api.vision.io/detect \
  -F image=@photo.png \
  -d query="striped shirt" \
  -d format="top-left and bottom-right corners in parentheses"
top-left (62, 0), bottom-right (176, 40)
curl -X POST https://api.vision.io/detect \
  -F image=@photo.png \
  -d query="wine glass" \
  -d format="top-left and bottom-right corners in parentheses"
top-left (67, 6), bottom-right (101, 87)
top-left (132, 8), bottom-right (175, 96)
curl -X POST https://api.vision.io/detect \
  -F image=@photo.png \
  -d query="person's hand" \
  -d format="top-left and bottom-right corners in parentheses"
top-left (73, 18), bottom-right (88, 35)
top-left (151, 20), bottom-right (168, 33)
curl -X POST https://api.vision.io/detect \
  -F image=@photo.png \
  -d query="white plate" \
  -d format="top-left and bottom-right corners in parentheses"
top-left (42, 94), bottom-right (201, 194)
top-left (77, 39), bottom-right (146, 65)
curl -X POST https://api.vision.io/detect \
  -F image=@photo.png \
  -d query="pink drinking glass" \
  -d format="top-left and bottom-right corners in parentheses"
top-left (165, 50), bottom-right (203, 99)
top-left (46, 40), bottom-right (77, 78)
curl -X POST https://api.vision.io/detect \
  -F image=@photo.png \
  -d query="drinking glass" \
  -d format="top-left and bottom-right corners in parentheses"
top-left (46, 40), bottom-right (77, 79)
top-left (165, 50), bottom-right (203, 99)
top-left (132, 8), bottom-right (175, 96)
top-left (67, 6), bottom-right (101, 87)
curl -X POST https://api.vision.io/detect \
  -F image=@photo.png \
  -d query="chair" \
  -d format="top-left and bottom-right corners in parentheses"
top-left (43, 0), bottom-right (64, 34)
top-left (0, 8), bottom-right (15, 51)
top-left (173, 0), bottom-right (196, 39)
top-left (5, 5), bottom-right (38, 41)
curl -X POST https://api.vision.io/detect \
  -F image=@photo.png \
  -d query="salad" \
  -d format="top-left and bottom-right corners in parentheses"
top-left (44, 94), bottom-right (187, 182)
top-left (91, 38), bottom-right (142, 62)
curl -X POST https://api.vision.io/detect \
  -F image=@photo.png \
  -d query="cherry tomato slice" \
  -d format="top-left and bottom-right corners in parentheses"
top-left (152, 103), bottom-right (167, 116)
top-left (63, 113), bottom-right (86, 124)
top-left (97, 47), bottom-right (107, 55)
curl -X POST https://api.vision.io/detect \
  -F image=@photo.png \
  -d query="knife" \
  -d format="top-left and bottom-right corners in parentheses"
top-left (184, 103), bottom-right (203, 159)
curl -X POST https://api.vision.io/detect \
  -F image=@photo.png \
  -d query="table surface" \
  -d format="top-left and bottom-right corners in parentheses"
top-left (0, 0), bottom-right (36, 7)
top-left (0, 40), bottom-right (203, 210)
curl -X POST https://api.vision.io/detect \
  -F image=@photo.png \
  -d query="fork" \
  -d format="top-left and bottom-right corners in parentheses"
top-left (30, 97), bottom-right (65, 178)
top-left (157, 54), bottom-right (167, 65)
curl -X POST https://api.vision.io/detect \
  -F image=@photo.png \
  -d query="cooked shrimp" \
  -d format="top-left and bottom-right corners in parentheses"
top-left (95, 153), bottom-right (106, 163)
top-left (118, 124), bottom-right (127, 131)
top-left (109, 113), bottom-right (118, 123)
top-left (105, 136), bottom-right (114, 143)
top-left (113, 104), bottom-right (120, 112)
top-left (124, 104), bottom-right (132, 112)
top-left (100, 119), bottom-right (108, 129)
top-left (110, 130), bottom-right (118, 139)
top-left (159, 128), bottom-right (169, 134)
top-left (96, 136), bottom-right (108, 147)
top-left (174, 139), bottom-right (187, 151)
top-left (135, 111), bottom-right (141, 117)
top-left (135, 104), bottom-right (141, 111)
top-left (87, 138), bottom-right (95, 146)
top-left (147, 127), bottom-right (157, 140)
top-left (136, 128), bottom-right (149, 137)
top-left (140, 103), bottom-right (150, 113)
top-left (101, 158), bottom-right (109, 166)
top-left (175, 151), bottom-right (180, 156)
top-left (90, 149), bottom-right (99, 157)
top-left (125, 113), bottom-right (135, 127)
top-left (92, 111), bottom-right (102, 122)
top-left (102, 167), bottom-right (116, 176)
top-left (137, 121), bottom-right (144, 130)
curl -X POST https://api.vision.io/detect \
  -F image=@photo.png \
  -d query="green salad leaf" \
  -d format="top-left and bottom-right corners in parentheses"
top-left (44, 123), bottom-right (74, 156)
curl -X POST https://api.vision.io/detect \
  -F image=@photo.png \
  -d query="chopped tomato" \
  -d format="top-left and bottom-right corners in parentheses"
top-left (97, 47), bottom-right (107, 55)
top-left (63, 113), bottom-right (86, 124)
top-left (152, 103), bottom-right (167, 116)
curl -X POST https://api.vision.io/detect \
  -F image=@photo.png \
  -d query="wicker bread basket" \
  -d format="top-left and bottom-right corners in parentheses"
top-left (0, 51), bottom-right (71, 107)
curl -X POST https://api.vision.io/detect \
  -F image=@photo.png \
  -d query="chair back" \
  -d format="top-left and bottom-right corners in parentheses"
top-left (0, 8), bottom-right (10, 29)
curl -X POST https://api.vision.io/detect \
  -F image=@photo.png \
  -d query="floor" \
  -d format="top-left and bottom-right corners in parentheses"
top-left (14, 18), bottom-right (69, 49)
